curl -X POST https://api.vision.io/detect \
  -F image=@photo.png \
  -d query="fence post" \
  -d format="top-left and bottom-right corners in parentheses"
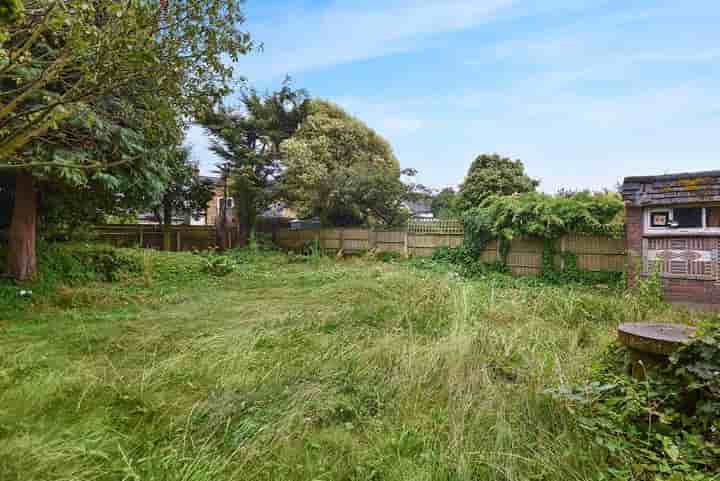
top-left (339, 229), bottom-right (345, 254)
top-left (560, 236), bottom-right (566, 271)
top-left (138, 227), bottom-right (144, 248)
top-left (369, 227), bottom-right (376, 251)
top-left (162, 227), bottom-right (172, 251)
top-left (404, 229), bottom-right (409, 258)
top-left (176, 229), bottom-right (182, 252)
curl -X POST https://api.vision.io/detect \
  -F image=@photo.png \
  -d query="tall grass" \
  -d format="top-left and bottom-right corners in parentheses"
top-left (0, 249), bottom-right (708, 480)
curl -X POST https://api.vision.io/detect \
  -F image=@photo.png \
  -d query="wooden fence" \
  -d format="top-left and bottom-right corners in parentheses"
top-left (92, 224), bottom-right (243, 251)
top-left (91, 221), bottom-right (627, 276)
top-left (276, 228), bottom-right (626, 275)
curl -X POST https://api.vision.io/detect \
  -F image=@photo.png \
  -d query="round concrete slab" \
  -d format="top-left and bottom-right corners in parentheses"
top-left (618, 323), bottom-right (696, 356)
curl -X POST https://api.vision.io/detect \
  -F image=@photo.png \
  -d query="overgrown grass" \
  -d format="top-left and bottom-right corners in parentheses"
top-left (0, 245), bottom-right (713, 480)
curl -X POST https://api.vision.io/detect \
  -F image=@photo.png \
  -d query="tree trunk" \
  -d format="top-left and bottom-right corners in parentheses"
top-left (162, 198), bottom-right (173, 226)
top-left (7, 171), bottom-right (37, 281)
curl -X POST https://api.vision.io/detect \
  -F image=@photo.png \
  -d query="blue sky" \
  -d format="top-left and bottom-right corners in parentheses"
top-left (185, 0), bottom-right (720, 193)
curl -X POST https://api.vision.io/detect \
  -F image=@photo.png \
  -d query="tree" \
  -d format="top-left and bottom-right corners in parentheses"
top-left (344, 168), bottom-right (430, 226)
top-left (153, 147), bottom-right (213, 225)
top-left (1, 0), bottom-right (253, 279)
top-left (431, 187), bottom-right (457, 218)
top-left (202, 83), bottom-right (310, 236)
top-left (280, 100), bottom-right (400, 225)
top-left (456, 154), bottom-right (538, 211)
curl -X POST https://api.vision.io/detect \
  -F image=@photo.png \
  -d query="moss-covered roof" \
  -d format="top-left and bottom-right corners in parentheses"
top-left (622, 171), bottom-right (720, 206)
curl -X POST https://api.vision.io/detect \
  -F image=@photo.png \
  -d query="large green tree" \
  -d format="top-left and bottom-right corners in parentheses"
top-left (0, 0), bottom-right (253, 279)
top-left (202, 83), bottom-right (310, 236)
top-left (280, 100), bottom-right (401, 225)
top-left (456, 153), bottom-right (538, 211)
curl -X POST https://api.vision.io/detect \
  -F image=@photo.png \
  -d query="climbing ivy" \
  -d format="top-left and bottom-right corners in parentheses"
top-left (462, 191), bottom-right (625, 282)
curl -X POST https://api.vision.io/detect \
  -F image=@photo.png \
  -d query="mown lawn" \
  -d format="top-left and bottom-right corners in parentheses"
top-left (0, 249), bottom-right (704, 481)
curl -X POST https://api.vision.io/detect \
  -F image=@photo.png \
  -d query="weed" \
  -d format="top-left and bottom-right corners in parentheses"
top-left (0, 246), bottom-right (712, 481)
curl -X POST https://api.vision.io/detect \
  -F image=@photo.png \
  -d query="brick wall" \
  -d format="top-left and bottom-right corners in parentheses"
top-left (625, 205), bottom-right (643, 288)
top-left (205, 185), bottom-right (236, 226)
top-left (662, 278), bottom-right (720, 305)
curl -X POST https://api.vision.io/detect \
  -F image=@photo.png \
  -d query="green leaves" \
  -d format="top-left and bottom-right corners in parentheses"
top-left (457, 154), bottom-right (539, 211)
top-left (550, 325), bottom-right (720, 480)
top-left (280, 100), bottom-right (401, 225)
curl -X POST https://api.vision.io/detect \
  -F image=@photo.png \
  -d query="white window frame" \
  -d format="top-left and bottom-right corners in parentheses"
top-left (644, 206), bottom-right (720, 235)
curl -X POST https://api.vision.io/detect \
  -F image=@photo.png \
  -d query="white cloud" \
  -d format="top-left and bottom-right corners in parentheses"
top-left (241, 0), bottom-right (517, 81)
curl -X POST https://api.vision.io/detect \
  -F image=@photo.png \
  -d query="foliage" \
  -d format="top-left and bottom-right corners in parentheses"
top-left (0, 0), bottom-right (22, 24)
top-left (431, 187), bottom-right (458, 218)
top-left (550, 322), bottom-right (720, 480)
top-left (431, 245), bottom-right (501, 277)
top-left (461, 192), bottom-right (625, 277)
top-left (152, 147), bottom-right (214, 225)
top-left (280, 100), bottom-right (401, 225)
top-left (456, 153), bottom-right (539, 211)
top-left (1, 0), bottom-right (254, 279)
top-left (348, 167), bottom-right (431, 226)
top-left (3, 245), bottom-right (717, 480)
top-left (465, 192), bottom-right (624, 242)
top-left (202, 83), bottom-right (310, 233)
top-left (31, 242), bottom-right (141, 285)
top-left (200, 252), bottom-right (237, 277)
top-left (372, 250), bottom-right (402, 263)
top-left (0, 0), bottom-right (253, 170)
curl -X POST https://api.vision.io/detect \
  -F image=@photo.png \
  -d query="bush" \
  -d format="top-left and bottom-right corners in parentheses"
top-left (431, 246), bottom-right (505, 278)
top-left (200, 253), bottom-right (237, 277)
top-left (549, 322), bottom-right (720, 480)
top-left (374, 251), bottom-right (402, 263)
top-left (38, 242), bottom-right (142, 283)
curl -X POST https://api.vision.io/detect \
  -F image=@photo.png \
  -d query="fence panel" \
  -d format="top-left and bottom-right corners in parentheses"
top-left (90, 225), bottom-right (629, 277)
top-left (408, 233), bottom-right (464, 257)
top-left (407, 218), bottom-right (463, 234)
top-left (375, 230), bottom-right (405, 253)
top-left (506, 237), bottom-right (545, 276)
top-left (563, 234), bottom-right (626, 272)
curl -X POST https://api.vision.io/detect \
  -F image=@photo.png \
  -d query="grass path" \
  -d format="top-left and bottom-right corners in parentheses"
top-left (0, 252), bottom-right (698, 480)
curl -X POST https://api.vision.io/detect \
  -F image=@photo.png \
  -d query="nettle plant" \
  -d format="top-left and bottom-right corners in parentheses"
top-left (550, 322), bottom-right (720, 480)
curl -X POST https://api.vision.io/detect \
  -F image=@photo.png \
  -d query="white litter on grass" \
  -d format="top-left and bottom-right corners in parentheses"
top-left (19, 290), bottom-right (33, 297)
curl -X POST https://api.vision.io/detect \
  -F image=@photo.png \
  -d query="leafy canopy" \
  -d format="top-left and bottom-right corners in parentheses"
top-left (202, 83), bottom-right (310, 231)
top-left (457, 153), bottom-right (538, 211)
top-left (280, 99), bottom-right (401, 225)
top-left (0, 0), bottom-right (253, 176)
top-left (463, 191), bottom-right (624, 256)
top-left (431, 187), bottom-right (458, 219)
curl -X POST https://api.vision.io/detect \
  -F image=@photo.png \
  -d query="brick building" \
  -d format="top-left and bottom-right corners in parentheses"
top-left (621, 171), bottom-right (720, 306)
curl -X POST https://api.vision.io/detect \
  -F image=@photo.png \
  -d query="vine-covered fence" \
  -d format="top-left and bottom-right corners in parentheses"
top-left (276, 224), bottom-right (626, 275)
top-left (91, 220), bottom-right (626, 276)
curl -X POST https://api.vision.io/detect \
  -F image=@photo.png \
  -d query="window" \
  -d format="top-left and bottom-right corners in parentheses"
top-left (218, 197), bottom-right (234, 211)
top-left (646, 206), bottom-right (720, 232)
top-left (650, 211), bottom-right (670, 228)
top-left (674, 207), bottom-right (703, 228)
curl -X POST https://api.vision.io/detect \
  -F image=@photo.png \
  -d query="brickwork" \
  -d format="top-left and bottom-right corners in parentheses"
top-left (625, 205), bottom-right (643, 288)
top-left (661, 278), bottom-right (720, 304)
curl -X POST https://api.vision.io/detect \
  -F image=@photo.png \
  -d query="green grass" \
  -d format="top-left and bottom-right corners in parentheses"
top-left (0, 247), bottom-right (709, 480)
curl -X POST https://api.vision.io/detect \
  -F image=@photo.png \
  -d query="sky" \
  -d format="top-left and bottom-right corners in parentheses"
top-left (185, 0), bottom-right (720, 193)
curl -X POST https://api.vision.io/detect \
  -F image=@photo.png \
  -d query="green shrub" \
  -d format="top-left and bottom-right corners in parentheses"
top-left (549, 322), bottom-right (720, 480)
top-left (200, 253), bottom-right (237, 277)
top-left (38, 242), bottom-right (142, 283)
top-left (374, 250), bottom-right (402, 263)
